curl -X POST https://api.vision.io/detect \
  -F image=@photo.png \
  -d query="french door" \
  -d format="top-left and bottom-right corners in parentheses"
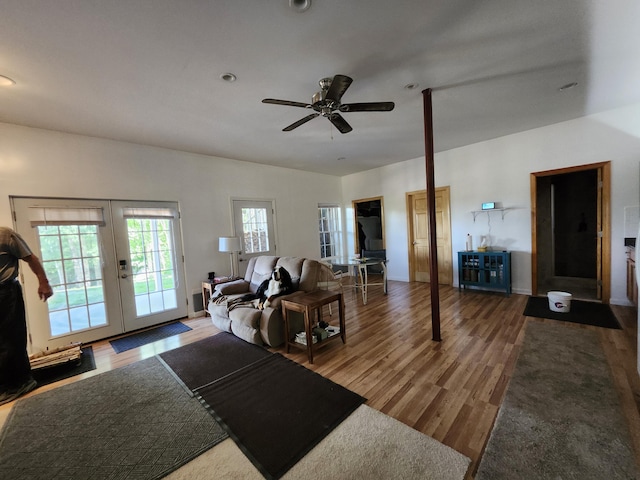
top-left (232, 199), bottom-right (276, 277)
top-left (11, 197), bottom-right (187, 351)
top-left (111, 201), bottom-right (186, 331)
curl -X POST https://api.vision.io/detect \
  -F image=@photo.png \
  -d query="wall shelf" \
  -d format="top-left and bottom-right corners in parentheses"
top-left (471, 208), bottom-right (509, 222)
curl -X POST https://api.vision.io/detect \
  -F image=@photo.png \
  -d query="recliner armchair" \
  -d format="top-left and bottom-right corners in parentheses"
top-left (207, 256), bottom-right (320, 347)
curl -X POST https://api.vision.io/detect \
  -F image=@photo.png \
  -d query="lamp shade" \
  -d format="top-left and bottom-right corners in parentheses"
top-left (219, 236), bottom-right (241, 253)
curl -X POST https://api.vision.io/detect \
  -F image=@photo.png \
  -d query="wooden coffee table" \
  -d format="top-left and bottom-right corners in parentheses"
top-left (281, 290), bottom-right (345, 364)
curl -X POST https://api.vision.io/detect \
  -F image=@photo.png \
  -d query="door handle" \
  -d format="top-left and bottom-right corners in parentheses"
top-left (120, 273), bottom-right (129, 279)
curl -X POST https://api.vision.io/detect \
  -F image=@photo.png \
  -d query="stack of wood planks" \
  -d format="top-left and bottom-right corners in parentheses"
top-left (29, 343), bottom-right (82, 370)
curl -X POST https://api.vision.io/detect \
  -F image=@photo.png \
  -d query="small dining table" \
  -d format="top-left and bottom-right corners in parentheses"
top-left (329, 257), bottom-right (387, 305)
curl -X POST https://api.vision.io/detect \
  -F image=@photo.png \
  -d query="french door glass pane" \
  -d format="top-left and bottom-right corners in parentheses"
top-left (38, 225), bottom-right (107, 336)
top-left (241, 207), bottom-right (270, 253)
top-left (126, 218), bottom-right (178, 317)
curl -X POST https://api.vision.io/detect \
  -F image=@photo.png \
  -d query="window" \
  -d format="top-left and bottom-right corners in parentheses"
top-left (38, 224), bottom-right (107, 336)
top-left (125, 217), bottom-right (178, 316)
top-left (318, 205), bottom-right (342, 258)
top-left (241, 207), bottom-right (270, 254)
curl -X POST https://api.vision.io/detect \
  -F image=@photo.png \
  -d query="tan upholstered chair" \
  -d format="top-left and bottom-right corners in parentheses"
top-left (317, 261), bottom-right (345, 316)
top-left (207, 256), bottom-right (319, 346)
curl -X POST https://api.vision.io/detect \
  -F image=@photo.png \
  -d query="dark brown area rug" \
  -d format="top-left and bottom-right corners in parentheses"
top-left (523, 296), bottom-right (621, 329)
top-left (158, 332), bottom-right (366, 480)
top-left (158, 332), bottom-right (271, 394)
top-left (196, 353), bottom-right (366, 480)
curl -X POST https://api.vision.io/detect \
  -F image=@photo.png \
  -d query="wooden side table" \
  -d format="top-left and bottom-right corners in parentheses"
top-left (201, 281), bottom-right (215, 317)
top-left (281, 290), bottom-right (345, 364)
top-left (202, 277), bottom-right (239, 316)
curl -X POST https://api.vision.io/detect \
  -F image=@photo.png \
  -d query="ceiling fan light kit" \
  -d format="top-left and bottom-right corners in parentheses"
top-left (262, 74), bottom-right (394, 134)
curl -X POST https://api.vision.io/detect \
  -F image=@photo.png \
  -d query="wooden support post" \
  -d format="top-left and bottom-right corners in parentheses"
top-left (422, 88), bottom-right (441, 342)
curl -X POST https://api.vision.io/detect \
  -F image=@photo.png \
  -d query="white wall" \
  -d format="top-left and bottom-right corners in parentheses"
top-left (342, 103), bottom-right (640, 305)
top-left (2, 101), bottom-right (638, 312)
top-left (0, 123), bottom-right (343, 316)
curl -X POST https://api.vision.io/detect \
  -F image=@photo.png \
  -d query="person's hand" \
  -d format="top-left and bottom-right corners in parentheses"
top-left (38, 281), bottom-right (53, 301)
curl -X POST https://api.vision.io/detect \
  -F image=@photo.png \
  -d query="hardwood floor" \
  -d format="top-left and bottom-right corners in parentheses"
top-left (4, 281), bottom-right (639, 478)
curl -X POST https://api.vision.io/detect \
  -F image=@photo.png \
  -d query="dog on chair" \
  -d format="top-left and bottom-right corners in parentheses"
top-left (236, 265), bottom-right (295, 310)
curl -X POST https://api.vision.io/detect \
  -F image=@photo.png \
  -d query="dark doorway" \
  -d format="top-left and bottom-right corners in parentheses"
top-left (353, 197), bottom-right (384, 255)
top-left (532, 162), bottom-right (611, 302)
top-left (551, 170), bottom-right (597, 278)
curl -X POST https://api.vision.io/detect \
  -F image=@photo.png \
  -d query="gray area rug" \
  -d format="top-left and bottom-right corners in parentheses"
top-left (476, 321), bottom-right (639, 479)
top-left (0, 357), bottom-right (228, 480)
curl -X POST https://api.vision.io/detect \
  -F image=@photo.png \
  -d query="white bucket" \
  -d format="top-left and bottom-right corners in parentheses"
top-left (548, 291), bottom-right (572, 313)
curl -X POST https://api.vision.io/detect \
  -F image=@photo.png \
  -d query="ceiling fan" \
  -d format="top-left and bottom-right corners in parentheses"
top-left (262, 74), bottom-right (395, 134)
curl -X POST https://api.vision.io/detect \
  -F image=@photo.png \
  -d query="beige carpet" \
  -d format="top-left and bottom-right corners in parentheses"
top-left (166, 404), bottom-right (471, 480)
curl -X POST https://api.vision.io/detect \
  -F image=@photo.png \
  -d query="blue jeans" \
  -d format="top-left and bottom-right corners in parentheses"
top-left (0, 281), bottom-right (32, 391)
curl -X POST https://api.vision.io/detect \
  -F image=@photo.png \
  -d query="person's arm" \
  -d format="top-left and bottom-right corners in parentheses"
top-left (22, 254), bottom-right (53, 301)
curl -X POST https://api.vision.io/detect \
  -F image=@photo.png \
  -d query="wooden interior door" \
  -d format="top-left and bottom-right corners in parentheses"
top-left (407, 187), bottom-right (452, 284)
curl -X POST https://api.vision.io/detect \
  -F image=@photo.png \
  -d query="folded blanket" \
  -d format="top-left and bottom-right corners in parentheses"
top-left (215, 295), bottom-right (259, 312)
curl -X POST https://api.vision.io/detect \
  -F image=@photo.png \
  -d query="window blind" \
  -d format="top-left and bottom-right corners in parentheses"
top-left (29, 206), bottom-right (105, 226)
top-left (121, 207), bottom-right (177, 219)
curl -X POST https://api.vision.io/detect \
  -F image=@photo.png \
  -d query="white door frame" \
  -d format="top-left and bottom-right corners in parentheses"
top-left (11, 196), bottom-right (188, 351)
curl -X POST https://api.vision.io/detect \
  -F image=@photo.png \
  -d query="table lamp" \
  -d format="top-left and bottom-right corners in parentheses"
top-left (219, 236), bottom-right (241, 278)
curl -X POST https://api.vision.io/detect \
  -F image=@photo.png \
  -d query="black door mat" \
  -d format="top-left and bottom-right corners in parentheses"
top-left (523, 296), bottom-right (621, 329)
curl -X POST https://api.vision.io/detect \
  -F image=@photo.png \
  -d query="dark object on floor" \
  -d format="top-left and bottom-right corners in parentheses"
top-left (31, 346), bottom-right (96, 387)
top-left (476, 321), bottom-right (638, 479)
top-left (523, 296), bottom-right (621, 329)
top-left (0, 379), bottom-right (38, 406)
top-left (0, 357), bottom-right (228, 480)
top-left (196, 352), bottom-right (366, 480)
top-left (159, 332), bottom-right (271, 393)
top-left (109, 321), bottom-right (192, 353)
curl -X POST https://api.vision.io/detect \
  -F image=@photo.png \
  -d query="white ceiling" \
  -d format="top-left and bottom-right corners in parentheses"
top-left (1, 0), bottom-right (639, 176)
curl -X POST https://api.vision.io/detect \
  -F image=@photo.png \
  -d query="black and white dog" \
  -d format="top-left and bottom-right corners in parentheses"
top-left (237, 265), bottom-right (294, 310)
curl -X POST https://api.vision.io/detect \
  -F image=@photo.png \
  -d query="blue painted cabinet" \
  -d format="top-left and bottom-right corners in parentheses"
top-left (458, 251), bottom-right (511, 295)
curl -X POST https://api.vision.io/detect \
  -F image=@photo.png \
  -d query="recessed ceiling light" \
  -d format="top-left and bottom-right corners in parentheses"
top-left (289, 0), bottom-right (311, 12)
top-left (0, 75), bottom-right (16, 87)
top-left (220, 73), bottom-right (237, 82)
top-left (404, 83), bottom-right (419, 90)
top-left (559, 82), bottom-right (578, 91)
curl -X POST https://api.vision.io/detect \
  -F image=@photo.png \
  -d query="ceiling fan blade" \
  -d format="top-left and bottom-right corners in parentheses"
top-left (325, 75), bottom-right (353, 103)
top-left (339, 102), bottom-right (395, 112)
top-left (328, 113), bottom-right (353, 134)
top-left (283, 113), bottom-right (320, 131)
top-left (262, 98), bottom-right (310, 108)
